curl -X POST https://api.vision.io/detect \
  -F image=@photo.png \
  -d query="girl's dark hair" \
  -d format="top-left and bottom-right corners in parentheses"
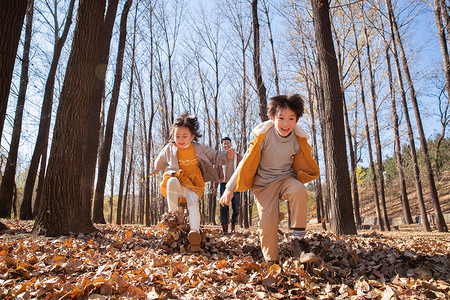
top-left (267, 94), bottom-right (304, 120)
top-left (170, 111), bottom-right (202, 142)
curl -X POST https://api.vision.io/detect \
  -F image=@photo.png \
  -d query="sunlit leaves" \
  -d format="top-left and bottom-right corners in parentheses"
top-left (0, 219), bottom-right (449, 299)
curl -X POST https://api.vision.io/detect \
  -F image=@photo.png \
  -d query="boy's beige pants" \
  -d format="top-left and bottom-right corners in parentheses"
top-left (253, 176), bottom-right (308, 261)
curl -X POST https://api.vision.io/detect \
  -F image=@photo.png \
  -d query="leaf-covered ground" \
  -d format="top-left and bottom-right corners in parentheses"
top-left (1, 218), bottom-right (449, 299)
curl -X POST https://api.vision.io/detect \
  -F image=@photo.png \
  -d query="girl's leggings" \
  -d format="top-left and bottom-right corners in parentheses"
top-left (166, 177), bottom-right (200, 231)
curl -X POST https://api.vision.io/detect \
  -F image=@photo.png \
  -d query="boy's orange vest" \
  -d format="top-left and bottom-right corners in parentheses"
top-left (235, 121), bottom-right (320, 192)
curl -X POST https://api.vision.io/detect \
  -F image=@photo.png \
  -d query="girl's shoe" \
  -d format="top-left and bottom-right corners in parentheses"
top-left (188, 230), bottom-right (201, 251)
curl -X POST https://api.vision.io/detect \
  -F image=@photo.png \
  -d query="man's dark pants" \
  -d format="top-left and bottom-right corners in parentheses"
top-left (219, 182), bottom-right (240, 225)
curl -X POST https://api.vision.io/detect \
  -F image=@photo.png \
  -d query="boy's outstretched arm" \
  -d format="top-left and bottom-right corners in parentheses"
top-left (220, 188), bottom-right (234, 206)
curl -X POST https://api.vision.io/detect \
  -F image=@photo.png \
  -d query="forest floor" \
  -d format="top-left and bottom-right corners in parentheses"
top-left (1, 173), bottom-right (449, 299)
top-left (1, 215), bottom-right (449, 299)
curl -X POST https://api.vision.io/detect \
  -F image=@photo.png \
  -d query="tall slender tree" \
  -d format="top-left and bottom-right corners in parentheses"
top-left (93, 0), bottom-right (133, 225)
top-left (252, 0), bottom-right (268, 122)
top-left (385, 0), bottom-right (430, 231)
top-left (0, 0), bottom-right (28, 147)
top-left (88, 0), bottom-right (120, 224)
top-left (144, 0), bottom-right (155, 226)
top-left (386, 0), bottom-right (447, 232)
top-left (32, 0), bottom-right (106, 236)
top-left (0, 0), bottom-right (28, 229)
top-left (0, 0), bottom-right (34, 218)
top-left (337, 8), bottom-right (361, 226)
top-left (303, 45), bottom-right (325, 229)
top-left (310, 0), bottom-right (356, 235)
top-left (351, 7), bottom-right (384, 230)
top-left (377, 11), bottom-right (413, 224)
top-left (362, 7), bottom-right (390, 230)
top-left (20, 0), bottom-right (76, 220)
top-left (433, 0), bottom-right (450, 180)
top-left (117, 4), bottom-right (136, 224)
top-left (261, 0), bottom-right (280, 95)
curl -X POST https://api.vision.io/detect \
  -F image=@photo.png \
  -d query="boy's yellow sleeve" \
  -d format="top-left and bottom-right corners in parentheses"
top-left (294, 138), bottom-right (320, 184)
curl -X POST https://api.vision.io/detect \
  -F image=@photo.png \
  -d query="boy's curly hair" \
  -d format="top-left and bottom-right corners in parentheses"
top-left (267, 94), bottom-right (304, 120)
top-left (170, 111), bottom-right (202, 142)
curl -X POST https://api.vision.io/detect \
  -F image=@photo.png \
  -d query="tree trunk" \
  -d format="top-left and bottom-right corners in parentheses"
top-left (93, 0), bottom-right (133, 225)
top-left (109, 154), bottom-right (115, 224)
top-left (88, 0), bottom-right (120, 224)
top-left (440, 0), bottom-right (450, 41)
top-left (20, 0), bottom-right (75, 220)
top-left (305, 59), bottom-right (325, 228)
top-left (0, 0), bottom-right (34, 219)
top-left (310, 0), bottom-right (356, 235)
top-left (387, 0), bottom-right (447, 232)
top-left (362, 12), bottom-right (390, 231)
top-left (315, 59), bottom-right (331, 224)
top-left (261, 0), bottom-right (280, 95)
top-left (335, 16), bottom-right (361, 226)
top-left (351, 11), bottom-right (384, 231)
top-left (123, 106), bottom-right (136, 224)
top-left (434, 0), bottom-right (450, 180)
top-left (32, 0), bottom-right (106, 236)
top-left (302, 41), bottom-right (325, 228)
top-left (379, 15), bottom-right (413, 224)
top-left (386, 0), bottom-right (430, 231)
top-left (145, 0), bottom-right (155, 227)
top-left (343, 98), bottom-right (360, 226)
top-left (251, 0), bottom-right (268, 122)
top-left (33, 148), bottom-right (47, 217)
top-left (131, 171), bottom-right (136, 224)
top-left (0, 0), bottom-right (28, 145)
top-left (0, 0), bottom-right (28, 227)
top-left (241, 51), bottom-right (249, 229)
top-left (117, 28), bottom-right (135, 224)
top-left (435, 0), bottom-right (450, 101)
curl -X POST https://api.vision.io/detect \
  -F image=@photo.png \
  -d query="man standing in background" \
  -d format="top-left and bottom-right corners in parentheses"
top-left (215, 137), bottom-right (243, 234)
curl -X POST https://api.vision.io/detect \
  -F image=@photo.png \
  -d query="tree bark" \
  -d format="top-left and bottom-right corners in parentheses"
top-left (0, 0), bottom-right (34, 218)
top-left (33, 146), bottom-right (47, 217)
top-left (145, 1), bottom-right (155, 227)
top-left (0, 0), bottom-right (28, 227)
top-left (379, 14), bottom-right (413, 224)
top-left (20, 0), bottom-right (76, 220)
top-left (109, 154), bottom-right (115, 224)
top-left (93, 0), bottom-right (133, 225)
top-left (116, 3), bottom-right (134, 225)
top-left (261, 0), bottom-right (280, 95)
top-left (386, 0), bottom-right (430, 231)
top-left (316, 58), bottom-right (331, 223)
top-left (435, 0), bottom-right (450, 100)
top-left (336, 13), bottom-right (361, 226)
top-left (0, 0), bottom-right (28, 146)
top-left (251, 0), bottom-right (268, 122)
top-left (387, 0), bottom-right (447, 232)
top-left (88, 0), bottom-right (120, 224)
top-left (123, 106), bottom-right (136, 224)
top-left (304, 50), bottom-right (325, 228)
top-left (32, 0), bottom-right (106, 236)
top-left (310, 0), bottom-right (356, 235)
top-left (362, 11), bottom-right (390, 231)
top-left (434, 0), bottom-right (450, 180)
top-left (350, 9), bottom-right (384, 230)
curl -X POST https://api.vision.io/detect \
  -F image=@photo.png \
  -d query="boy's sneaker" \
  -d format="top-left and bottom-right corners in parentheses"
top-left (291, 239), bottom-right (320, 263)
top-left (188, 230), bottom-right (201, 252)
